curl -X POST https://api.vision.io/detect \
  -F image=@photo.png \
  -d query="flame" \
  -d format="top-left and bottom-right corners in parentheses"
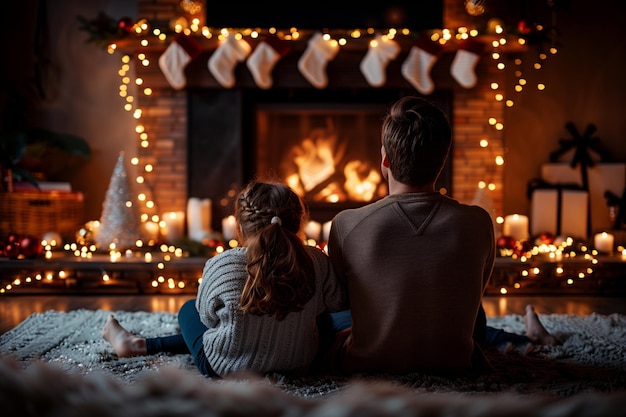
top-left (344, 161), bottom-right (381, 201)
top-left (285, 119), bottom-right (383, 203)
top-left (293, 137), bottom-right (335, 192)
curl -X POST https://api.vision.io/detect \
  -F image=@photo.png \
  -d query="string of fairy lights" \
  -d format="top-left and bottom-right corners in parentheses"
top-left (110, 18), bottom-right (550, 224)
top-left (5, 7), bottom-right (624, 297)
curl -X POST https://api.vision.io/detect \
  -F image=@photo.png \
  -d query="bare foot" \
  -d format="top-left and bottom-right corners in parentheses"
top-left (523, 305), bottom-right (561, 346)
top-left (496, 341), bottom-right (514, 354)
top-left (102, 315), bottom-right (147, 357)
top-left (514, 341), bottom-right (534, 356)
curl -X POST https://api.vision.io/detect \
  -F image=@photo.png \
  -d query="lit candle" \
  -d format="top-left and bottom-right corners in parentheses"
top-left (502, 214), bottom-right (529, 242)
top-left (187, 197), bottom-right (212, 241)
top-left (143, 221), bottom-right (160, 242)
top-left (594, 232), bottom-right (614, 254)
top-left (222, 215), bottom-right (237, 241)
top-left (304, 220), bottom-right (322, 241)
top-left (161, 211), bottom-right (185, 243)
top-left (322, 221), bottom-right (332, 243)
top-left (86, 220), bottom-right (100, 240)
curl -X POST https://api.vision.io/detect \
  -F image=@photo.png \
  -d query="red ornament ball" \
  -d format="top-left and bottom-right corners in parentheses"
top-left (517, 20), bottom-right (533, 35)
top-left (535, 232), bottom-right (555, 245)
top-left (19, 235), bottom-right (43, 259)
top-left (6, 232), bottom-right (22, 244)
top-left (1, 233), bottom-right (43, 259)
top-left (496, 235), bottom-right (516, 250)
top-left (514, 240), bottom-right (532, 257)
top-left (118, 17), bottom-right (135, 33)
top-left (3, 242), bottom-right (21, 259)
top-left (202, 238), bottom-right (222, 248)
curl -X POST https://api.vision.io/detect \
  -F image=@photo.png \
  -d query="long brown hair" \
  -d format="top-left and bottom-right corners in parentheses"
top-left (237, 181), bottom-right (315, 320)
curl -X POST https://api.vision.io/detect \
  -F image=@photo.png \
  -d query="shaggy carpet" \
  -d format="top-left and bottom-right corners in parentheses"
top-left (1, 309), bottom-right (625, 401)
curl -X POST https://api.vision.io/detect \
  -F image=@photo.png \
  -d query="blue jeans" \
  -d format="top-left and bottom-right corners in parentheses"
top-left (484, 326), bottom-right (531, 347)
top-left (329, 307), bottom-right (527, 348)
top-left (329, 310), bottom-right (353, 332)
top-left (145, 299), bottom-right (219, 377)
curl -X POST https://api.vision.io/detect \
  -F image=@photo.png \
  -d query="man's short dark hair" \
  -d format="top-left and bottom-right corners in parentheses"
top-left (382, 96), bottom-right (451, 186)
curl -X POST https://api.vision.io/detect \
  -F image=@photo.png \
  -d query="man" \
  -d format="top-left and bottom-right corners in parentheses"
top-left (327, 96), bottom-right (494, 374)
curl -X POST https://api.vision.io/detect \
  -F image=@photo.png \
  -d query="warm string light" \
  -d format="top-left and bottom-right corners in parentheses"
top-left (2, 234), bottom-right (612, 295)
top-left (108, 18), bottom-right (529, 224)
top-left (491, 27), bottom-right (557, 101)
top-left (0, 239), bottom-right (200, 294)
top-left (492, 235), bottom-right (601, 294)
top-left (109, 22), bottom-right (162, 242)
top-left (10, 234), bottom-right (617, 297)
top-left (484, 21), bottom-right (558, 209)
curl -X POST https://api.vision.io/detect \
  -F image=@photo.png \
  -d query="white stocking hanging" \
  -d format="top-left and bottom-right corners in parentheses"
top-left (158, 34), bottom-right (202, 90)
top-left (208, 35), bottom-right (252, 88)
top-left (360, 34), bottom-right (400, 87)
top-left (450, 38), bottom-right (484, 89)
top-left (297, 32), bottom-right (339, 89)
top-left (401, 37), bottom-right (443, 95)
top-left (246, 34), bottom-right (292, 89)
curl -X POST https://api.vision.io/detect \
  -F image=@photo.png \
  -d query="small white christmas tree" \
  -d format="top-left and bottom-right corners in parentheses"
top-left (96, 152), bottom-right (143, 250)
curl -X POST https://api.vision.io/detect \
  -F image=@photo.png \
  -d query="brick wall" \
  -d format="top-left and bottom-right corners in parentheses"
top-left (134, 0), bottom-right (504, 222)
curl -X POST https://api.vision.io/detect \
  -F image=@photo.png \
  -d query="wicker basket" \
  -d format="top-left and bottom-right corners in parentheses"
top-left (0, 192), bottom-right (85, 240)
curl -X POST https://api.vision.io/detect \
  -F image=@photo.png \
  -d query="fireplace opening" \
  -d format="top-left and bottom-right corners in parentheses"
top-left (188, 89), bottom-right (452, 228)
top-left (256, 103), bottom-right (388, 204)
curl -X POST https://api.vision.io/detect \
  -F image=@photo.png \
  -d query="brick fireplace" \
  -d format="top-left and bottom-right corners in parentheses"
top-left (135, 0), bottom-right (505, 232)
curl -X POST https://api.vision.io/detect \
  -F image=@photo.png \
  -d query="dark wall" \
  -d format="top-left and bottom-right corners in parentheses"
top-left (1, 0), bottom-right (138, 221)
top-left (503, 0), bottom-right (626, 215)
top-left (204, 1), bottom-right (443, 30)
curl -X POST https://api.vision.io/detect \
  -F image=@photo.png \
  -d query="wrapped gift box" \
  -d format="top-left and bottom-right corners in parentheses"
top-left (541, 163), bottom-right (626, 234)
top-left (530, 188), bottom-right (588, 239)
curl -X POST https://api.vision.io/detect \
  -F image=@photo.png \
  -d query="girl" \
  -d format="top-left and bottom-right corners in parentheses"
top-left (103, 181), bottom-right (345, 377)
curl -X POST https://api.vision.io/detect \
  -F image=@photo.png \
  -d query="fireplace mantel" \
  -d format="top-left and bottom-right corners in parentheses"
top-left (131, 32), bottom-right (525, 91)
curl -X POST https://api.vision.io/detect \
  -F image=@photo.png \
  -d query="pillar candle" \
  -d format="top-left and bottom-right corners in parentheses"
top-left (222, 215), bottom-right (237, 241)
top-left (86, 220), bottom-right (101, 240)
top-left (322, 221), bottom-right (332, 243)
top-left (594, 232), bottom-right (614, 254)
top-left (161, 211), bottom-right (185, 243)
top-left (187, 198), bottom-right (212, 241)
top-left (143, 221), bottom-right (160, 242)
top-left (304, 220), bottom-right (322, 241)
top-left (503, 214), bottom-right (529, 242)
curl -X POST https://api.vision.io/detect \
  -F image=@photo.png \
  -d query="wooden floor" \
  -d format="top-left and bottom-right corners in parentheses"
top-left (1, 294), bottom-right (626, 335)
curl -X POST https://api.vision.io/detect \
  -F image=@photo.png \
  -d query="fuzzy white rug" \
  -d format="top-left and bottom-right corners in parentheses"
top-left (1, 309), bottom-right (626, 400)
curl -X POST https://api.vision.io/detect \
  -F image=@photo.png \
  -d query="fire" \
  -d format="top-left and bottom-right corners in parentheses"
top-left (344, 161), bottom-right (381, 201)
top-left (293, 136), bottom-right (336, 192)
top-left (287, 124), bottom-right (383, 203)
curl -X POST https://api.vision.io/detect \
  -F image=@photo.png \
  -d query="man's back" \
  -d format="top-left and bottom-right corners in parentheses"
top-left (329, 192), bottom-right (495, 374)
